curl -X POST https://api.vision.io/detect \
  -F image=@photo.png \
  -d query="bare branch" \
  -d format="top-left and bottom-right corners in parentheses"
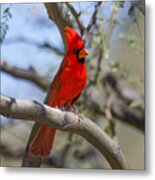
top-left (103, 72), bottom-right (145, 131)
top-left (111, 103), bottom-right (145, 131)
top-left (0, 60), bottom-right (50, 90)
top-left (4, 36), bottom-right (64, 55)
top-left (87, 2), bottom-right (102, 32)
top-left (0, 94), bottom-right (129, 169)
top-left (103, 72), bottom-right (144, 104)
top-left (65, 2), bottom-right (85, 35)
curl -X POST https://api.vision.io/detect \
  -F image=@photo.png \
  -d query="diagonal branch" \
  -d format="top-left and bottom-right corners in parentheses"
top-left (0, 60), bottom-right (50, 90)
top-left (87, 2), bottom-right (102, 32)
top-left (0, 94), bottom-right (129, 169)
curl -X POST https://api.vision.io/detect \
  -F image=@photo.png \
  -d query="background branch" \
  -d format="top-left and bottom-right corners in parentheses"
top-left (103, 72), bottom-right (144, 104)
top-left (65, 2), bottom-right (85, 35)
top-left (0, 60), bottom-right (50, 90)
top-left (0, 94), bottom-right (129, 169)
top-left (4, 36), bottom-right (64, 55)
top-left (102, 72), bottom-right (144, 131)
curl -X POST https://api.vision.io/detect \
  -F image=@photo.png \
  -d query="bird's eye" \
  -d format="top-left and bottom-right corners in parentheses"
top-left (73, 49), bottom-right (78, 54)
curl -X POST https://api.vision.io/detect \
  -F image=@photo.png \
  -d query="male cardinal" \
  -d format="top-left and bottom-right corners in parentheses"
top-left (29, 26), bottom-right (89, 157)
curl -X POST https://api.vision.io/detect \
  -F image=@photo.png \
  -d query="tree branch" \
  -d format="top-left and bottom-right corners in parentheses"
top-left (4, 36), bottom-right (64, 55)
top-left (0, 60), bottom-right (50, 90)
top-left (103, 72), bottom-right (144, 104)
top-left (44, 3), bottom-right (72, 51)
top-left (0, 94), bottom-right (129, 169)
top-left (111, 102), bottom-right (145, 131)
top-left (103, 72), bottom-right (144, 131)
top-left (65, 2), bottom-right (85, 35)
top-left (87, 2), bottom-right (102, 32)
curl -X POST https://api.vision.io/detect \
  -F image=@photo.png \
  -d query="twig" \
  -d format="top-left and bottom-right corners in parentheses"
top-left (87, 2), bottom-right (102, 32)
top-left (0, 60), bottom-right (50, 90)
top-left (65, 2), bottom-right (85, 35)
top-left (0, 94), bottom-right (130, 169)
top-left (4, 37), bottom-right (64, 55)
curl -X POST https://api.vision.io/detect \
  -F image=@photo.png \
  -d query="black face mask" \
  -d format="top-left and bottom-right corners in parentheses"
top-left (73, 49), bottom-right (85, 63)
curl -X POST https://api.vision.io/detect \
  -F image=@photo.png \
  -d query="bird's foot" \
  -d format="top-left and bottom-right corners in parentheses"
top-left (65, 104), bottom-right (84, 123)
top-left (70, 104), bottom-right (79, 113)
top-left (76, 113), bottom-right (84, 123)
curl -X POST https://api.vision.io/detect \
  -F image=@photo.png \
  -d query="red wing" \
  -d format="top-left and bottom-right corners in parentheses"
top-left (44, 63), bottom-right (64, 106)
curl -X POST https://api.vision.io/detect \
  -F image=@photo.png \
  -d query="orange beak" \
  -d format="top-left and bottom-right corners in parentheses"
top-left (78, 48), bottom-right (89, 59)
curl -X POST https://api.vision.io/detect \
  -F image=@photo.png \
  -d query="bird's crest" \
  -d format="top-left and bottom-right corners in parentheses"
top-left (65, 26), bottom-right (84, 51)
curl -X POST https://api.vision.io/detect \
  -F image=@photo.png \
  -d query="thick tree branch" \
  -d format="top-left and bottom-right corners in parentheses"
top-left (0, 60), bottom-right (50, 90)
top-left (44, 3), bottom-right (72, 51)
top-left (0, 94), bottom-right (129, 169)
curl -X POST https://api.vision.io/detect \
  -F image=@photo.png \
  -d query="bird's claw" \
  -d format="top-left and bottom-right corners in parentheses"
top-left (75, 112), bottom-right (84, 123)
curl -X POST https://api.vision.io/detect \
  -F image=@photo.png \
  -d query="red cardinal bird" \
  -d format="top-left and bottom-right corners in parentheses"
top-left (29, 26), bottom-right (89, 157)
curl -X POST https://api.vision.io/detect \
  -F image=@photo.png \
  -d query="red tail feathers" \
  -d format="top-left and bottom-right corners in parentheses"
top-left (29, 124), bottom-right (56, 157)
